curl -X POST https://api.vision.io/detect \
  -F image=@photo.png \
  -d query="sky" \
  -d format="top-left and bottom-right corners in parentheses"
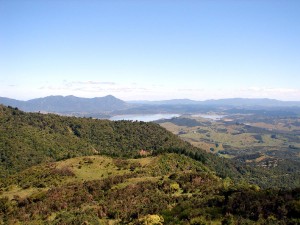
top-left (0, 0), bottom-right (300, 101)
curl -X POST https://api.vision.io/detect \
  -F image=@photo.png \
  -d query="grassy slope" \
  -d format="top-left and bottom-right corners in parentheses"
top-left (0, 154), bottom-right (216, 224)
top-left (1, 154), bottom-right (299, 224)
top-left (1, 154), bottom-right (209, 195)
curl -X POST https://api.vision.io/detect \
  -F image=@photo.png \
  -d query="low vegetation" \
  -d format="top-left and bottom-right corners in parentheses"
top-left (1, 154), bottom-right (300, 224)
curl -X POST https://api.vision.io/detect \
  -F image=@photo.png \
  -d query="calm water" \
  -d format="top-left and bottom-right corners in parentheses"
top-left (192, 114), bottom-right (227, 120)
top-left (110, 114), bottom-right (180, 122)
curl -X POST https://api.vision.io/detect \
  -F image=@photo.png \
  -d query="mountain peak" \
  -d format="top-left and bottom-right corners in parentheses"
top-left (0, 95), bottom-right (127, 114)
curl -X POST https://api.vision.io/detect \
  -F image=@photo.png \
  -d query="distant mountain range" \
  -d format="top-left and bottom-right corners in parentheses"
top-left (129, 99), bottom-right (200, 105)
top-left (1, 95), bottom-right (300, 117)
top-left (130, 98), bottom-right (300, 107)
top-left (0, 95), bottom-right (129, 115)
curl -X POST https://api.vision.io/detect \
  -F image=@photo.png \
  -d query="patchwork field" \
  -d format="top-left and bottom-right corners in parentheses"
top-left (158, 114), bottom-right (300, 166)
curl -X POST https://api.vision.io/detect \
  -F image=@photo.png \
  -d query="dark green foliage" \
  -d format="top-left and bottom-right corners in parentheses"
top-left (0, 197), bottom-right (10, 215)
top-left (52, 210), bottom-right (101, 225)
top-left (224, 188), bottom-right (300, 222)
top-left (161, 186), bottom-right (300, 224)
top-left (0, 105), bottom-right (197, 177)
top-left (0, 106), bottom-right (94, 177)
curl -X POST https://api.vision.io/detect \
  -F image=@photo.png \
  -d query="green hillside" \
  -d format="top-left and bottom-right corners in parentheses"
top-left (1, 154), bottom-right (299, 224)
top-left (0, 105), bottom-right (223, 178)
top-left (0, 105), bottom-right (299, 189)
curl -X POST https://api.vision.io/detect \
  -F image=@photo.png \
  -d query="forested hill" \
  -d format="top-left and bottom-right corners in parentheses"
top-left (0, 105), bottom-right (299, 189)
top-left (0, 105), bottom-right (245, 182)
top-left (0, 105), bottom-right (209, 176)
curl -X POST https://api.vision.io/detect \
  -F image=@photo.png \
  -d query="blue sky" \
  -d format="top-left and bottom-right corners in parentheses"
top-left (1, 0), bottom-right (299, 101)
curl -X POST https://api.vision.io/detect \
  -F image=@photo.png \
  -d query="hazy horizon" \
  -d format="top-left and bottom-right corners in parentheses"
top-left (1, 1), bottom-right (299, 101)
top-left (1, 94), bottom-right (300, 103)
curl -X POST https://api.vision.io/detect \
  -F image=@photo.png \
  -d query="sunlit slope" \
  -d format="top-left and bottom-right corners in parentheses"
top-left (1, 154), bottom-right (299, 224)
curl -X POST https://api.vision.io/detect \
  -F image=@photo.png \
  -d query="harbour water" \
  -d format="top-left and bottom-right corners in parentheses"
top-left (191, 114), bottom-right (227, 120)
top-left (110, 114), bottom-right (180, 122)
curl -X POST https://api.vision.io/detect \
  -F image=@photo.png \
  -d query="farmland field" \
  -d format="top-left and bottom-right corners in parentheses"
top-left (157, 112), bottom-right (300, 168)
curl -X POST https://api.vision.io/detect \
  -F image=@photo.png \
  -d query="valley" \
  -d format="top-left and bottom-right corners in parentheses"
top-left (157, 112), bottom-right (300, 184)
top-left (158, 113), bottom-right (300, 159)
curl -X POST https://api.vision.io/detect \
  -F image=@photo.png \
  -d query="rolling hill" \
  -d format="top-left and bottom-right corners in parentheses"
top-left (0, 105), bottom-right (299, 224)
